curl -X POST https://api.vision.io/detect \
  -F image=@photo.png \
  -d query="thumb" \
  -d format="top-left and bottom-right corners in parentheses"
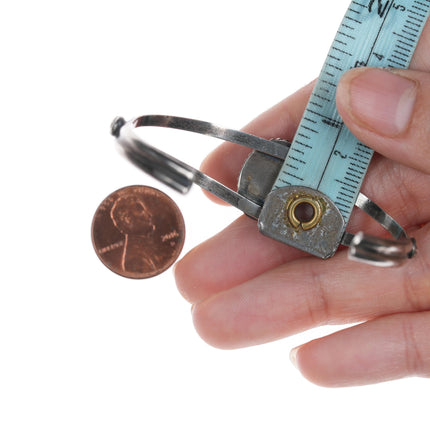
top-left (336, 67), bottom-right (430, 175)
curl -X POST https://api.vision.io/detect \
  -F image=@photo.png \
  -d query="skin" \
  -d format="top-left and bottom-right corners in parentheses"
top-left (174, 21), bottom-right (430, 387)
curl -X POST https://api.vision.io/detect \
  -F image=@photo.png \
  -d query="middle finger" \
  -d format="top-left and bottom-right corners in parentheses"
top-left (190, 224), bottom-right (430, 349)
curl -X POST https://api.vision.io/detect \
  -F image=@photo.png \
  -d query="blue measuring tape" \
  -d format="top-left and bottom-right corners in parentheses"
top-left (258, 0), bottom-right (430, 259)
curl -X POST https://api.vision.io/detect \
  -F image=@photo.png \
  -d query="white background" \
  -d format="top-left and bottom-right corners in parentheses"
top-left (1, 1), bottom-right (428, 429)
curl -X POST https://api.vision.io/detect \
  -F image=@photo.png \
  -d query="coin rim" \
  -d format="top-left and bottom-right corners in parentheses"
top-left (91, 185), bottom-right (185, 279)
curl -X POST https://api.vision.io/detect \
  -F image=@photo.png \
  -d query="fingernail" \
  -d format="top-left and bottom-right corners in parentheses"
top-left (290, 346), bottom-right (300, 369)
top-left (340, 68), bottom-right (417, 136)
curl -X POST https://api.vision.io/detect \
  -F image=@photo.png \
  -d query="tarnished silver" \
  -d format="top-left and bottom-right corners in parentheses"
top-left (348, 233), bottom-right (417, 268)
top-left (238, 141), bottom-right (290, 207)
top-left (258, 186), bottom-right (345, 259)
top-left (111, 114), bottom-right (416, 267)
top-left (355, 193), bottom-right (407, 241)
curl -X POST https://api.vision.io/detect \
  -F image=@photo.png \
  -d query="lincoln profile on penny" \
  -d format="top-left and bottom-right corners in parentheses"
top-left (110, 194), bottom-right (157, 273)
top-left (92, 185), bottom-right (185, 279)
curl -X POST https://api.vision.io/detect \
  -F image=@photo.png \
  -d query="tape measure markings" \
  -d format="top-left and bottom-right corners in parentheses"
top-left (272, 0), bottom-right (430, 226)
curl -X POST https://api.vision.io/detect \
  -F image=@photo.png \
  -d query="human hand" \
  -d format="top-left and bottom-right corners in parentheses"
top-left (174, 23), bottom-right (430, 387)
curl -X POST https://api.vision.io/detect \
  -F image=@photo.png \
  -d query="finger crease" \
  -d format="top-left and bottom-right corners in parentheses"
top-left (402, 251), bottom-right (430, 312)
top-left (306, 265), bottom-right (330, 326)
top-left (402, 269), bottom-right (422, 311)
top-left (401, 318), bottom-right (425, 377)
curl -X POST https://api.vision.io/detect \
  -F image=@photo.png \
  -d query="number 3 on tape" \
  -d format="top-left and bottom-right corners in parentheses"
top-left (258, 0), bottom-right (430, 259)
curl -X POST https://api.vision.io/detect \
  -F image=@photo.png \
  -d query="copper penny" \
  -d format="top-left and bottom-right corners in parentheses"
top-left (91, 185), bottom-right (185, 279)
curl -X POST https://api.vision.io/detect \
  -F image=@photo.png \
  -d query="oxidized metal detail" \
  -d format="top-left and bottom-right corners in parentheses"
top-left (258, 186), bottom-right (345, 259)
top-left (238, 141), bottom-right (289, 208)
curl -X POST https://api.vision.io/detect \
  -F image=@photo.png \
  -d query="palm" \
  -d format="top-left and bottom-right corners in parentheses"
top-left (174, 22), bottom-right (430, 386)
